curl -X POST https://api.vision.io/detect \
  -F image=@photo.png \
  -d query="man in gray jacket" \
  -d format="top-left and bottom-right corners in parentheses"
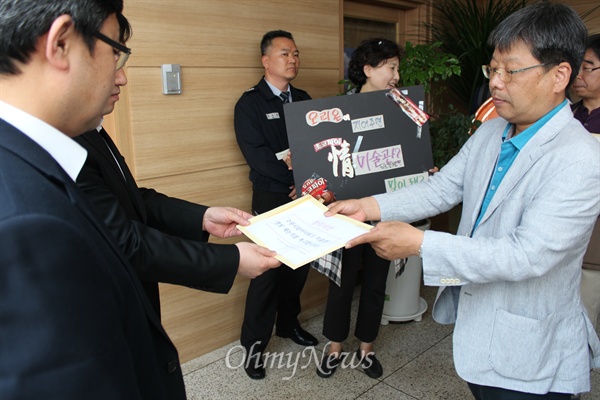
top-left (328, 2), bottom-right (600, 399)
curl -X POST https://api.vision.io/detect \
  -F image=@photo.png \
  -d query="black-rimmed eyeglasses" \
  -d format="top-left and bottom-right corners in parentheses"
top-left (581, 66), bottom-right (600, 74)
top-left (93, 31), bottom-right (131, 70)
top-left (481, 62), bottom-right (554, 83)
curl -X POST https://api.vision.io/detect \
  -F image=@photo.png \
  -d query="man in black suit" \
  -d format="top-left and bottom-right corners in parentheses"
top-left (0, 1), bottom-right (184, 397)
top-left (74, 16), bottom-right (281, 318)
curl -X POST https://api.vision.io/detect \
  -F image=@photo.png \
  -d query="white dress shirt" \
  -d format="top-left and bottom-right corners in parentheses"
top-left (0, 101), bottom-right (87, 181)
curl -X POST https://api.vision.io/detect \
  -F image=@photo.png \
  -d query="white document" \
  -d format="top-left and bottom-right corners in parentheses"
top-left (275, 148), bottom-right (290, 160)
top-left (237, 195), bottom-right (372, 269)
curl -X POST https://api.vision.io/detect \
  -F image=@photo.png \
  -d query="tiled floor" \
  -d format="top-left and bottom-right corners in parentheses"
top-left (182, 284), bottom-right (600, 400)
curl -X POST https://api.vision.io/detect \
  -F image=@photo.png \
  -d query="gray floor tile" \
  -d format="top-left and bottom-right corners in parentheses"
top-left (357, 382), bottom-right (418, 399)
top-left (276, 364), bottom-right (381, 400)
top-left (581, 369), bottom-right (600, 400)
top-left (382, 335), bottom-right (471, 400)
top-left (182, 283), bottom-right (600, 400)
top-left (181, 340), bottom-right (243, 376)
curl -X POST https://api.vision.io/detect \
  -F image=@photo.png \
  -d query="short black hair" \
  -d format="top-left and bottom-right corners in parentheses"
top-left (0, 0), bottom-right (124, 75)
top-left (488, 1), bottom-right (587, 89)
top-left (587, 34), bottom-right (600, 61)
top-left (347, 38), bottom-right (404, 89)
top-left (261, 30), bottom-right (294, 56)
top-left (117, 12), bottom-right (132, 44)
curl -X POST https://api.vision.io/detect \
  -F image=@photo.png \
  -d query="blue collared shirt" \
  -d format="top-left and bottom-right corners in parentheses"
top-left (264, 79), bottom-right (292, 102)
top-left (473, 99), bottom-right (567, 231)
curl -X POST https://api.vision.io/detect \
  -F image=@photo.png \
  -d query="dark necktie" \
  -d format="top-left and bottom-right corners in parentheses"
top-left (279, 91), bottom-right (289, 103)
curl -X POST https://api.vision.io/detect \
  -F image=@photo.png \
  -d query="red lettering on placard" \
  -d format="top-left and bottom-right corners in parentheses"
top-left (306, 108), bottom-right (346, 126)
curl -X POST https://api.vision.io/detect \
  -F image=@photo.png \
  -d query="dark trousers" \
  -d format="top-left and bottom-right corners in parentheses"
top-left (322, 243), bottom-right (389, 343)
top-left (468, 383), bottom-right (572, 400)
top-left (240, 189), bottom-right (310, 354)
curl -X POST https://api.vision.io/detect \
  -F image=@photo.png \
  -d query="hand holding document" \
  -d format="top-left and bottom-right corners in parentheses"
top-left (237, 196), bottom-right (372, 269)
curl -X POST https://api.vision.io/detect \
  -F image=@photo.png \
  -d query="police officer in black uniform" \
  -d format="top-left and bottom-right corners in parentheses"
top-left (234, 30), bottom-right (318, 380)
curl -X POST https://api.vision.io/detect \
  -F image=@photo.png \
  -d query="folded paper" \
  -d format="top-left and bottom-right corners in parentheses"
top-left (237, 196), bottom-right (372, 269)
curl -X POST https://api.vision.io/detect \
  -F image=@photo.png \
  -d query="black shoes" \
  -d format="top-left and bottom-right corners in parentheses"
top-left (316, 349), bottom-right (383, 379)
top-left (244, 352), bottom-right (265, 380)
top-left (243, 327), bottom-right (317, 380)
top-left (316, 352), bottom-right (343, 378)
top-left (357, 349), bottom-right (383, 379)
top-left (276, 327), bottom-right (318, 346)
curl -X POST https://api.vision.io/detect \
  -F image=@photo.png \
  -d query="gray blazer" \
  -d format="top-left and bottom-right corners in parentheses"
top-left (375, 103), bottom-right (600, 394)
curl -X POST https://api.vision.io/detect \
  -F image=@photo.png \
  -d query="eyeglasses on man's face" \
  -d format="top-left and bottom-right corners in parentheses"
top-left (580, 65), bottom-right (600, 75)
top-left (481, 62), bottom-right (554, 83)
top-left (93, 31), bottom-right (131, 70)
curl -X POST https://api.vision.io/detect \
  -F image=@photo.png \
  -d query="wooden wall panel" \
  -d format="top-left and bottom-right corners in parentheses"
top-left (126, 67), bottom-right (340, 181)
top-left (158, 278), bottom-right (250, 363)
top-left (137, 164), bottom-right (253, 212)
top-left (287, 69), bottom-right (342, 101)
top-left (126, 66), bottom-right (251, 181)
top-left (124, 0), bottom-right (340, 69)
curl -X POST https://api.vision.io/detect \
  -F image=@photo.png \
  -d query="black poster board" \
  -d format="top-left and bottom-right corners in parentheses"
top-left (285, 86), bottom-right (433, 201)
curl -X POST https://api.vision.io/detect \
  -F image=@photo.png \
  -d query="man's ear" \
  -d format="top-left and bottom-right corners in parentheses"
top-left (554, 61), bottom-right (572, 93)
top-left (44, 14), bottom-right (77, 71)
top-left (261, 54), bottom-right (269, 70)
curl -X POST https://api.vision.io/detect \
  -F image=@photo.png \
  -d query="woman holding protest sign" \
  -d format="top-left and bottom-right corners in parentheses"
top-left (316, 38), bottom-right (404, 380)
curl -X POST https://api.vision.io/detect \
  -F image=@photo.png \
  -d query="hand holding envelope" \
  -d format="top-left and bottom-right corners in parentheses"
top-left (326, 197), bottom-right (424, 261)
top-left (237, 195), bottom-right (372, 269)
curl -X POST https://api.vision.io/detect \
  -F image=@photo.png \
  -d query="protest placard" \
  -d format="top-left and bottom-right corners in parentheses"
top-left (285, 86), bottom-right (434, 201)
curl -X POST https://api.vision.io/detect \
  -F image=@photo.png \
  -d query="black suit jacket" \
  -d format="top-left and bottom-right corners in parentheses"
top-left (74, 129), bottom-right (239, 316)
top-left (234, 77), bottom-right (312, 194)
top-left (0, 119), bottom-right (185, 399)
